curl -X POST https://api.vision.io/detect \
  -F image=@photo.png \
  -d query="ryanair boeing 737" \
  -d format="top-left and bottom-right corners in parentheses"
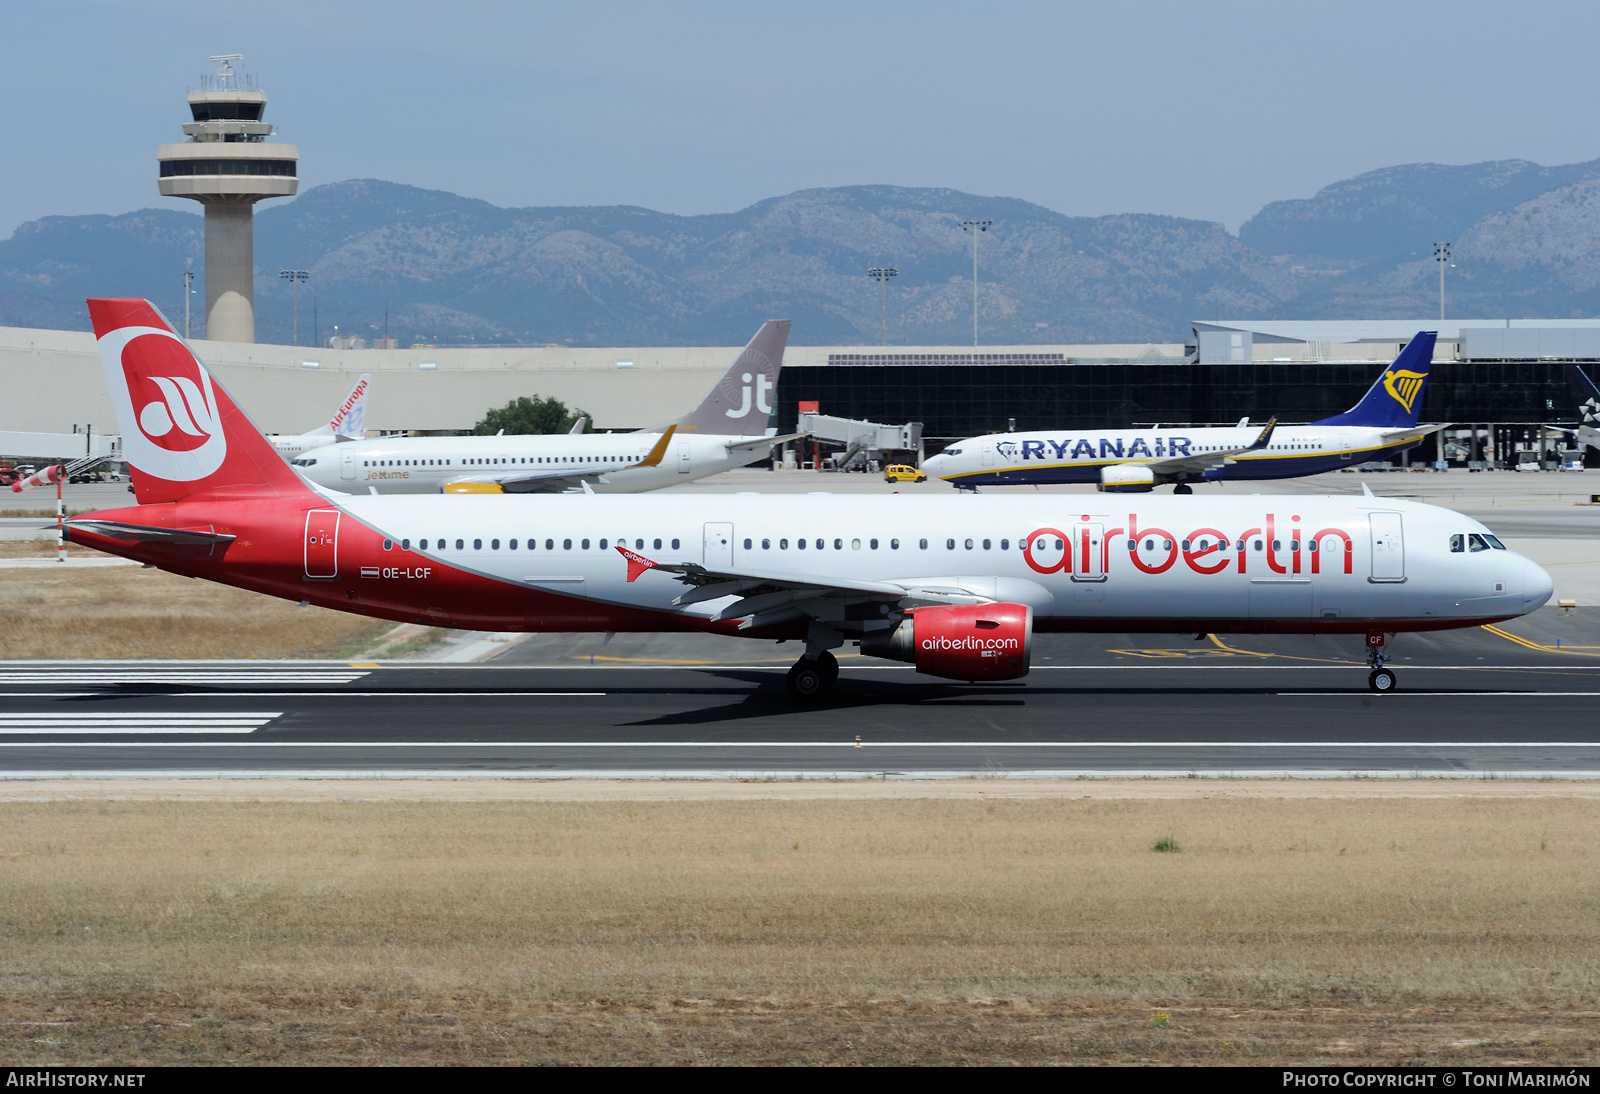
top-left (922, 333), bottom-right (1441, 493)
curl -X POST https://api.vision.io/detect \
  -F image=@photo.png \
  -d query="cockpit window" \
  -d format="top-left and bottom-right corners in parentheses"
top-left (1450, 534), bottom-right (1464, 553)
top-left (1484, 534), bottom-right (1506, 550)
top-left (945, 448), bottom-right (962, 456)
top-left (1468, 533), bottom-right (1491, 553)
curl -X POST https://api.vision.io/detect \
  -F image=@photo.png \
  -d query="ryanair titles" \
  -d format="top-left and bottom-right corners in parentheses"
top-left (996, 436), bottom-right (1193, 461)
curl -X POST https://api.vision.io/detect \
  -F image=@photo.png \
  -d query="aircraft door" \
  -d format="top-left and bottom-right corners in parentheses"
top-left (304, 509), bottom-right (341, 579)
top-left (703, 522), bottom-right (734, 569)
top-left (1369, 512), bottom-right (1405, 582)
top-left (340, 449), bottom-right (355, 480)
top-left (1071, 522), bottom-right (1106, 581)
top-left (676, 441), bottom-right (691, 474)
top-left (981, 442), bottom-right (994, 467)
top-left (1340, 432), bottom-right (1352, 460)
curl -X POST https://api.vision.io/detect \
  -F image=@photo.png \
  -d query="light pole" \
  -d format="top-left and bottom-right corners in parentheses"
top-left (867, 266), bottom-right (897, 345)
top-left (1433, 242), bottom-right (1452, 322)
top-left (279, 269), bottom-right (309, 346)
top-left (183, 269), bottom-right (196, 339)
top-left (961, 220), bottom-right (991, 346)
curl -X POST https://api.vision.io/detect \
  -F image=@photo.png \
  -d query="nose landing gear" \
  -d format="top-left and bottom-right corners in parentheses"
top-left (785, 649), bottom-right (839, 700)
top-left (1366, 632), bottom-right (1396, 692)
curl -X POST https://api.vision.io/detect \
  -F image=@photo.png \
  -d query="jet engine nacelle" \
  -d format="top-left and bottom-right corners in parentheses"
top-left (1098, 463), bottom-right (1156, 493)
top-left (860, 602), bottom-right (1033, 681)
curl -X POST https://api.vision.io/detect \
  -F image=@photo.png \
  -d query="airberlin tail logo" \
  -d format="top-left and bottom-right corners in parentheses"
top-left (1383, 369), bottom-right (1426, 413)
top-left (97, 325), bottom-right (228, 482)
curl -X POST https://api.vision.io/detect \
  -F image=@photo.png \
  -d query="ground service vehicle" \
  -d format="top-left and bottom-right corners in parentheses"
top-left (68, 300), bottom-right (1552, 698)
top-left (884, 464), bottom-right (926, 484)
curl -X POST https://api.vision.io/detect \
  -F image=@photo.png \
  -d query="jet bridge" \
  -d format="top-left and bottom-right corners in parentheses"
top-left (796, 412), bottom-right (923, 471)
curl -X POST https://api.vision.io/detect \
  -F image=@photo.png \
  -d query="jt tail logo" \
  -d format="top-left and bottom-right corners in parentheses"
top-left (1383, 369), bottom-right (1426, 413)
top-left (725, 372), bottom-right (775, 419)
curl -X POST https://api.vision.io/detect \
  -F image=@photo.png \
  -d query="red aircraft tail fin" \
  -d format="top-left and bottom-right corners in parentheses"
top-left (87, 298), bottom-right (312, 504)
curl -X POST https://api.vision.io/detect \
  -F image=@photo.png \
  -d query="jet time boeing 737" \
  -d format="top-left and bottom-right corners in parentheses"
top-left (267, 373), bottom-right (370, 459)
top-left (67, 301), bottom-right (1549, 697)
top-left (290, 322), bottom-right (803, 494)
top-left (922, 334), bottom-right (1442, 492)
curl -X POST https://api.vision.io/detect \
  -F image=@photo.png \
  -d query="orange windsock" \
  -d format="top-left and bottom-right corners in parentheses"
top-left (10, 464), bottom-right (64, 493)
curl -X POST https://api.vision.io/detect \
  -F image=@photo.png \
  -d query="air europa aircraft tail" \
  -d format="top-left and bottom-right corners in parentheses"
top-left (325, 372), bottom-right (371, 438)
top-left (656, 319), bottom-right (790, 433)
top-left (1313, 331), bottom-right (1436, 430)
top-left (88, 298), bottom-right (312, 504)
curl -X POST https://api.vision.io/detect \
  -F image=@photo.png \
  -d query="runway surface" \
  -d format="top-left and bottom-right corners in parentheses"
top-left (2, 609), bottom-right (1598, 779)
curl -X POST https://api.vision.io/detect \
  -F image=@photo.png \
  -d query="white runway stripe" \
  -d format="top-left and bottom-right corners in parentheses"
top-left (0, 672), bottom-right (368, 684)
top-left (0, 739), bottom-right (1595, 749)
top-left (0, 713), bottom-right (280, 735)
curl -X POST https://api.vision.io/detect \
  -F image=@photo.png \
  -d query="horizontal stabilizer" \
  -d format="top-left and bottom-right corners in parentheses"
top-left (726, 430), bottom-right (808, 453)
top-left (67, 519), bottom-right (236, 547)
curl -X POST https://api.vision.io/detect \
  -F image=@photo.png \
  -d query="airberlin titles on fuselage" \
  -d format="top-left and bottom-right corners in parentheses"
top-left (1019, 513), bottom-right (1354, 578)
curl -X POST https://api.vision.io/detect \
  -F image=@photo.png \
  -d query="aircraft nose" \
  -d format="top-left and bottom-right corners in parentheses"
top-left (1523, 556), bottom-right (1554, 611)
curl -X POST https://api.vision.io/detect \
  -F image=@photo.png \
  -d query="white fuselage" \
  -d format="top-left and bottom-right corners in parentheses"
top-left (922, 423), bottom-right (1419, 488)
top-left (331, 492), bottom-right (1551, 632)
top-left (293, 431), bottom-right (777, 494)
top-left (270, 432), bottom-right (338, 460)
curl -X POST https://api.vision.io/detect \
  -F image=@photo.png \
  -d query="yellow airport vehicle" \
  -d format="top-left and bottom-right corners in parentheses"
top-left (883, 464), bottom-right (926, 483)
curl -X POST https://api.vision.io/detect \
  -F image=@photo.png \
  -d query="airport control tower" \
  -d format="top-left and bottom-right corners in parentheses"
top-left (157, 55), bottom-right (297, 343)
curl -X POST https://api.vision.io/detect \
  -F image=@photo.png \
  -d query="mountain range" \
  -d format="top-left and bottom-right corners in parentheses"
top-left (5, 156), bottom-right (1600, 347)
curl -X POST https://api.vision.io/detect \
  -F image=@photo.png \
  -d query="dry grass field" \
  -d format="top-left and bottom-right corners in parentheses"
top-left (1, 789), bottom-right (1597, 1065)
top-left (0, 551), bottom-right (395, 659)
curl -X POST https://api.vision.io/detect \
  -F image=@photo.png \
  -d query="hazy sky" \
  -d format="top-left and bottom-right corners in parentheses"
top-left (3, 0), bottom-right (1598, 238)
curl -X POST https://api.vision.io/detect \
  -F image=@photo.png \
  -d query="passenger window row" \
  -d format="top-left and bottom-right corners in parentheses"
top-left (382, 537), bottom-right (682, 552)
top-left (361, 455), bottom-right (636, 468)
top-left (737, 537), bottom-right (1027, 551)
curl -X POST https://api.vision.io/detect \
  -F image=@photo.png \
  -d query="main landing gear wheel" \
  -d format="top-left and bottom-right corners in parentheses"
top-left (1174, 483), bottom-right (1193, 495)
top-left (1368, 668), bottom-right (1397, 693)
top-left (786, 659), bottom-right (831, 700)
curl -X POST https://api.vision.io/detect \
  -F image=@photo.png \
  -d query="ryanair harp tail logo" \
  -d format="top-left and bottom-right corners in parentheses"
top-left (1382, 369), bottom-right (1426, 413)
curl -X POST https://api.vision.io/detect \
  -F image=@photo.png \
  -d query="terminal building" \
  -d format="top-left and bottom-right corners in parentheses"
top-left (3, 319), bottom-right (1597, 469)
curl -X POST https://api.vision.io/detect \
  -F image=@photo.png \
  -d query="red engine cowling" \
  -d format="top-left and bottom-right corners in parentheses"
top-left (859, 603), bottom-right (1033, 681)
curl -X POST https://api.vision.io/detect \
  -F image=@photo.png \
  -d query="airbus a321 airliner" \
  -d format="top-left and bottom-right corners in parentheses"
top-left (67, 300), bottom-right (1551, 697)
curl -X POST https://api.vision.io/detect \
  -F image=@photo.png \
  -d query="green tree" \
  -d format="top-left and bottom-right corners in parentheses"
top-left (472, 394), bottom-right (591, 436)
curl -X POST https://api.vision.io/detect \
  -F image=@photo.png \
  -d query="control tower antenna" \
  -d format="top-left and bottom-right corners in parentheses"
top-left (158, 54), bottom-right (297, 343)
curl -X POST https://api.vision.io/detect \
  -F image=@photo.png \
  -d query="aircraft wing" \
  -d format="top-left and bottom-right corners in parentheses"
top-left (1140, 417), bottom-right (1277, 478)
top-left (613, 546), bottom-right (1018, 630)
top-left (724, 431), bottom-right (808, 453)
top-left (448, 470), bottom-right (602, 494)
